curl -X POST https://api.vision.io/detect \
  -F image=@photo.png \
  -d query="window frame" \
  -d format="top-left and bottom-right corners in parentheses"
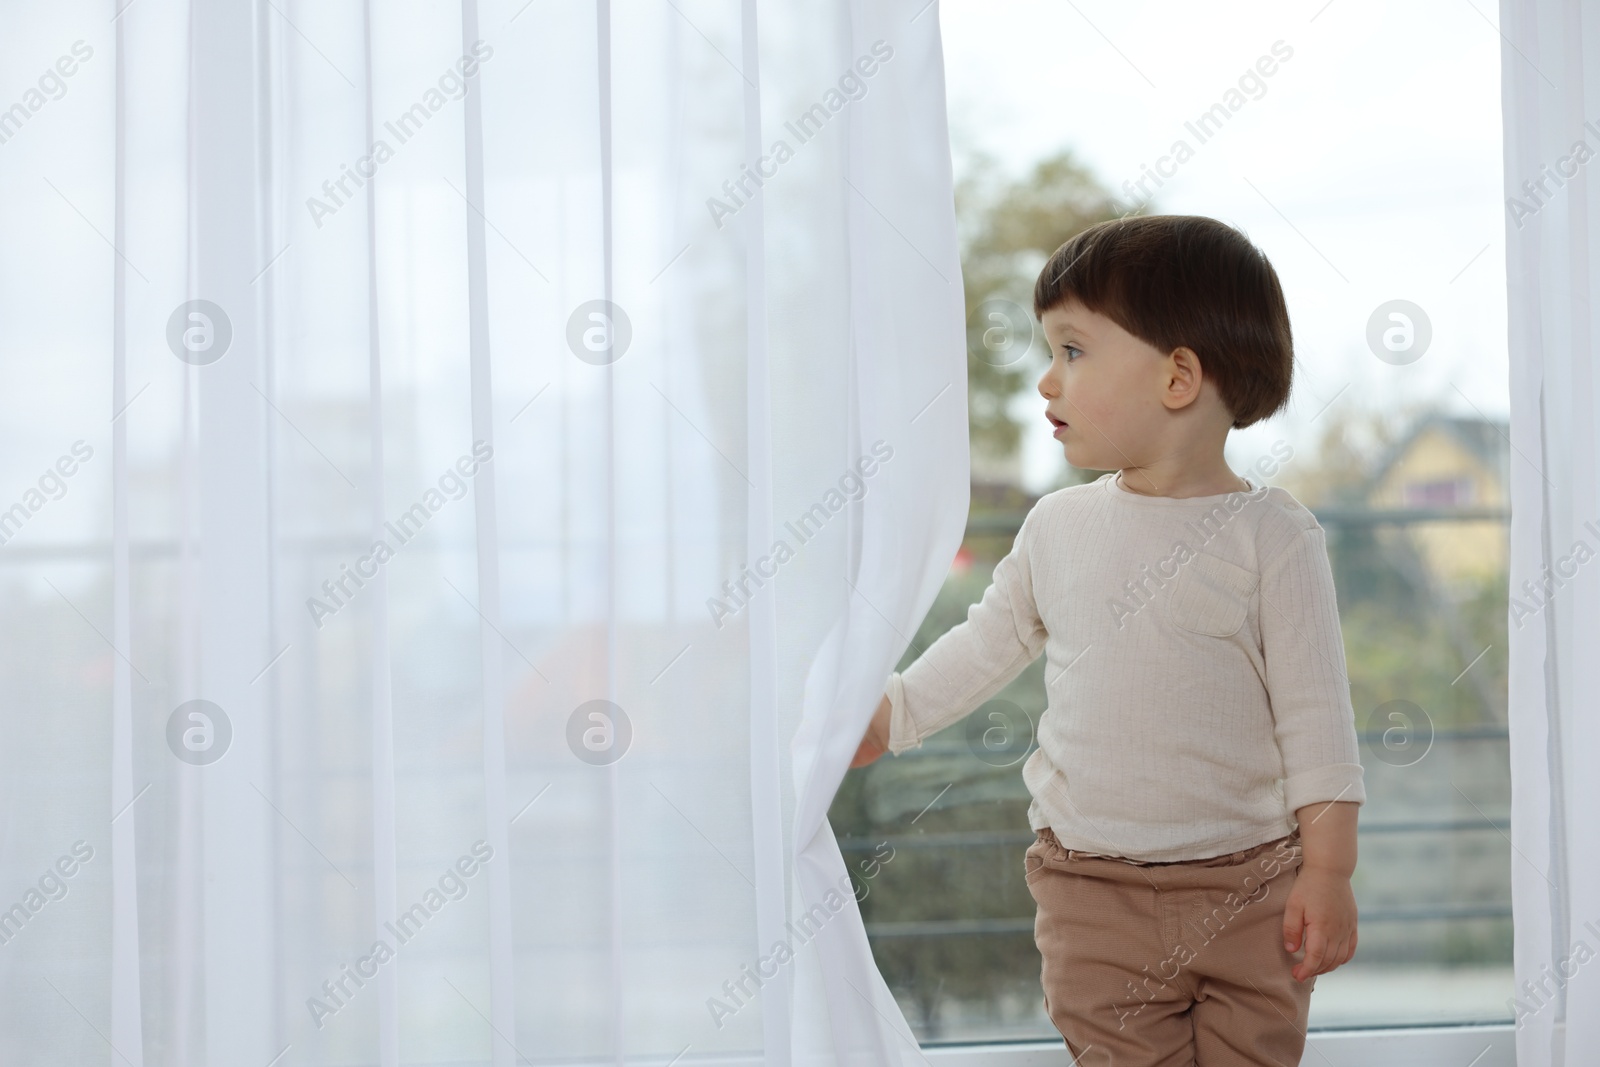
top-left (913, 1023), bottom-right (1516, 1065)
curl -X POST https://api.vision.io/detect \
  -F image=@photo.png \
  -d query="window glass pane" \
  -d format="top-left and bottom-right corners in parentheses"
top-left (831, 0), bottom-right (1511, 1040)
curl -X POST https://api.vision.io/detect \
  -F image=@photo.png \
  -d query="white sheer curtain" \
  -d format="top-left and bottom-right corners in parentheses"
top-left (0, 1), bottom-right (966, 1063)
top-left (1502, 1), bottom-right (1600, 1064)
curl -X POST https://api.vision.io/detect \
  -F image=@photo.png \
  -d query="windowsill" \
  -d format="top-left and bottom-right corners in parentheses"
top-left (913, 1023), bottom-right (1516, 1065)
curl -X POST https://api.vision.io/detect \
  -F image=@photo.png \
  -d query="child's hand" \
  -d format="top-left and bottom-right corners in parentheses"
top-left (1282, 867), bottom-right (1358, 982)
top-left (851, 694), bottom-right (892, 768)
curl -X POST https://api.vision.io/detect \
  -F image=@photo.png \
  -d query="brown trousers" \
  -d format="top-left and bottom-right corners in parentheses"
top-left (1025, 827), bottom-right (1315, 1067)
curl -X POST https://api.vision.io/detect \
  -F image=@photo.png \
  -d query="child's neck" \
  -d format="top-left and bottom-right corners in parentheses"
top-left (1115, 466), bottom-right (1250, 499)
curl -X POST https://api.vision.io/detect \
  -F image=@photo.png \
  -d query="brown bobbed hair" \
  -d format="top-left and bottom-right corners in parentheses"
top-left (1032, 214), bottom-right (1293, 429)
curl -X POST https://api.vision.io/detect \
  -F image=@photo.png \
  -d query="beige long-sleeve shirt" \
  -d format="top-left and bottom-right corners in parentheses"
top-left (886, 470), bottom-right (1366, 862)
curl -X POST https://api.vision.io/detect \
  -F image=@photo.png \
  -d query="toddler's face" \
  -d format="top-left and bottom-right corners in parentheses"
top-left (1036, 298), bottom-right (1175, 473)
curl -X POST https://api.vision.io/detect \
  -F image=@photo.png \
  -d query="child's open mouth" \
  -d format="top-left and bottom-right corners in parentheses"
top-left (1046, 412), bottom-right (1068, 435)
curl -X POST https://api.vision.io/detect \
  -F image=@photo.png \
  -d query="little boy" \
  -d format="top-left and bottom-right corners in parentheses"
top-left (854, 214), bottom-right (1364, 1065)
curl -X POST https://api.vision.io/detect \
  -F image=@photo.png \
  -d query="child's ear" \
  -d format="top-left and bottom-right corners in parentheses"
top-left (1162, 345), bottom-right (1206, 412)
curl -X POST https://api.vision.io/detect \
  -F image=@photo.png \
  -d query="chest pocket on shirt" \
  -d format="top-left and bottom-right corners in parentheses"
top-left (1166, 551), bottom-right (1257, 637)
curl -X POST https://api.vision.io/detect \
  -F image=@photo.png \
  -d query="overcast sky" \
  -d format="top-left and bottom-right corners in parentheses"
top-left (937, 0), bottom-right (1509, 492)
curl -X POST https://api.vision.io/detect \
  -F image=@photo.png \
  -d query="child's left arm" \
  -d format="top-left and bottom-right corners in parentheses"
top-left (1284, 799), bottom-right (1358, 982)
top-left (1257, 521), bottom-right (1367, 982)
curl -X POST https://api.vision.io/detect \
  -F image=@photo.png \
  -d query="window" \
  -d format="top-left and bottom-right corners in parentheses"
top-left (832, 0), bottom-right (1513, 1050)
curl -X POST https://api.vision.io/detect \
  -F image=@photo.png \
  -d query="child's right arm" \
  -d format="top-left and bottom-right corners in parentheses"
top-left (854, 505), bottom-right (1048, 765)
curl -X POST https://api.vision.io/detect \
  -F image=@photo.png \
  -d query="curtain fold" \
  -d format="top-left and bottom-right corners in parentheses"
top-left (0, 0), bottom-right (965, 1063)
top-left (1501, 1), bottom-right (1600, 1063)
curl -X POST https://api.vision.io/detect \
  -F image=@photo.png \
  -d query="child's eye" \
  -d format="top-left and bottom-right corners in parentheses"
top-left (1060, 345), bottom-right (1082, 363)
